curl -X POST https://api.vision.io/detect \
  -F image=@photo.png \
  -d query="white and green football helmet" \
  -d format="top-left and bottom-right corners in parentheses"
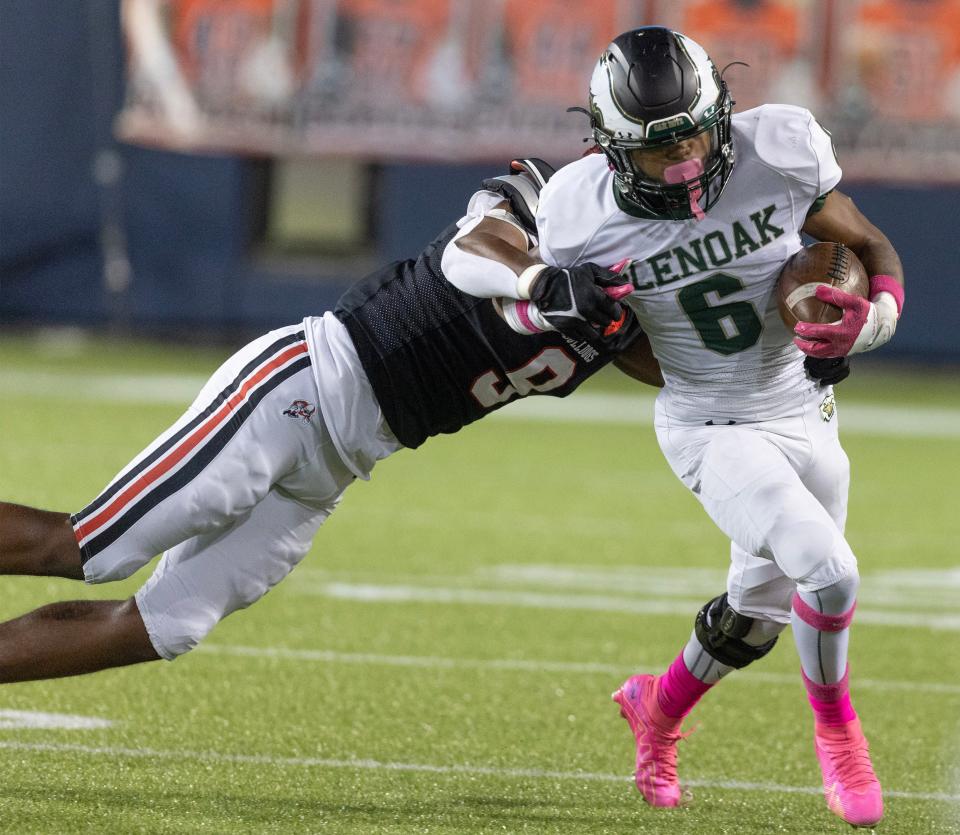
top-left (586, 27), bottom-right (735, 221)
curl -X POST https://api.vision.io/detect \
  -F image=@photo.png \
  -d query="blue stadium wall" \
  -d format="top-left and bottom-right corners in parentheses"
top-left (1, 1), bottom-right (955, 362)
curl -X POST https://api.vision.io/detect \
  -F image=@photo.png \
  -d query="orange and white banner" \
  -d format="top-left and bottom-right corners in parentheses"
top-left (117, 0), bottom-right (960, 180)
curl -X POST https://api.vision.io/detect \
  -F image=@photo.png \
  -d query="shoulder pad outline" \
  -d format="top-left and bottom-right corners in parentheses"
top-left (479, 158), bottom-right (556, 236)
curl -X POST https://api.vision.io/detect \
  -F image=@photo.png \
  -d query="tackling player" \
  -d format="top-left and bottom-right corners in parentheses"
top-left (449, 27), bottom-right (904, 829)
top-left (0, 159), bottom-right (655, 686)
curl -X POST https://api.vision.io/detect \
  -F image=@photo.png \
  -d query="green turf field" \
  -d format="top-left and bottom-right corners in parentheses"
top-left (0, 332), bottom-right (958, 834)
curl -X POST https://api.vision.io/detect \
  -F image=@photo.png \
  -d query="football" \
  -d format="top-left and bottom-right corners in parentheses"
top-left (776, 242), bottom-right (869, 330)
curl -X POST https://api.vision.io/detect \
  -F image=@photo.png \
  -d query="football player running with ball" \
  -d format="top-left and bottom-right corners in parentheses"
top-left (450, 27), bottom-right (904, 829)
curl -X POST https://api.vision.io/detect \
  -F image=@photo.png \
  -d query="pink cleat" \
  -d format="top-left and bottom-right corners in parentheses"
top-left (814, 717), bottom-right (884, 828)
top-left (612, 674), bottom-right (685, 807)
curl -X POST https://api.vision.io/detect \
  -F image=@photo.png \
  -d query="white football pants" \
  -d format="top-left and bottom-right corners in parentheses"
top-left (655, 385), bottom-right (856, 623)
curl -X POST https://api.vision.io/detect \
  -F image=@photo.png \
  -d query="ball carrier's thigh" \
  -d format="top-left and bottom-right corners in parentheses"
top-left (657, 399), bottom-right (857, 602)
top-left (71, 326), bottom-right (322, 584)
top-left (722, 404), bottom-right (851, 621)
top-left (696, 427), bottom-right (856, 592)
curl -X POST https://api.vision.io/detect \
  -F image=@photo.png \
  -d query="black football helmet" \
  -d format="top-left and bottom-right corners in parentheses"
top-left (586, 27), bottom-right (735, 220)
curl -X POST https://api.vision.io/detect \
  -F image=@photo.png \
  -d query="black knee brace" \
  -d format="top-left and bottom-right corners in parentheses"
top-left (694, 593), bottom-right (779, 669)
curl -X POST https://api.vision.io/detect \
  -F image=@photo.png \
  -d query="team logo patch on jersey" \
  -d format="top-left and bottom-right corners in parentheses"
top-left (819, 392), bottom-right (836, 422)
top-left (283, 400), bottom-right (316, 421)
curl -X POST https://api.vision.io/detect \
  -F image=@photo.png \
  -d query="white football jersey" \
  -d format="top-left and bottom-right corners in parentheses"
top-left (537, 104), bottom-right (842, 423)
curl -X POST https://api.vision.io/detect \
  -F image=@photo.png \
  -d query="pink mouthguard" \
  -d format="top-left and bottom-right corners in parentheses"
top-left (663, 158), bottom-right (706, 220)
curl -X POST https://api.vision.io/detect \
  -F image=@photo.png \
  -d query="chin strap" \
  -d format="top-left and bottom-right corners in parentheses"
top-left (663, 159), bottom-right (706, 220)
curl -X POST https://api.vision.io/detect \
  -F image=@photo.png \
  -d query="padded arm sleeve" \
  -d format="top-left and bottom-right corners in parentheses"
top-left (441, 191), bottom-right (535, 299)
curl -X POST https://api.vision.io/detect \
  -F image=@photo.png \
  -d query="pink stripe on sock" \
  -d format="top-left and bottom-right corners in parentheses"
top-left (792, 593), bottom-right (856, 632)
top-left (802, 667), bottom-right (856, 726)
top-left (657, 652), bottom-right (712, 719)
top-left (802, 666), bottom-right (849, 702)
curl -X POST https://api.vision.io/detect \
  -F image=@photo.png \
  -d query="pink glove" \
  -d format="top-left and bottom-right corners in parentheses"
top-left (793, 275), bottom-right (904, 358)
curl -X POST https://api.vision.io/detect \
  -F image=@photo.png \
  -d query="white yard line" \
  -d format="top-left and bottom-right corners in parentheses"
top-left (0, 710), bottom-right (115, 730)
top-left (294, 565), bottom-right (960, 609)
top-left (198, 644), bottom-right (960, 696)
top-left (0, 369), bottom-right (206, 406)
top-left (298, 582), bottom-right (960, 631)
top-left (0, 740), bottom-right (954, 803)
top-left (3, 369), bottom-right (958, 437)
top-left (490, 391), bottom-right (960, 438)
top-left (485, 565), bottom-right (959, 608)
top-left (199, 644), bottom-right (627, 675)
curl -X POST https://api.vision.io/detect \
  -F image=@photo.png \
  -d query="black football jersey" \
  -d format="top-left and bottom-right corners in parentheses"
top-left (334, 223), bottom-right (641, 449)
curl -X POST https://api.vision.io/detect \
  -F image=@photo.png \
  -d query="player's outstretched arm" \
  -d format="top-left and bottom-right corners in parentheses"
top-left (441, 200), bottom-right (543, 299)
top-left (796, 190), bottom-right (904, 357)
top-left (444, 201), bottom-right (542, 292)
top-left (444, 204), bottom-right (630, 341)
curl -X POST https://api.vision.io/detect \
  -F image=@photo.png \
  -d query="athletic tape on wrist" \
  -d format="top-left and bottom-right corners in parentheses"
top-left (516, 264), bottom-right (548, 300)
top-left (869, 274), bottom-right (904, 317)
top-left (513, 300), bottom-right (545, 334)
top-left (792, 593), bottom-right (857, 632)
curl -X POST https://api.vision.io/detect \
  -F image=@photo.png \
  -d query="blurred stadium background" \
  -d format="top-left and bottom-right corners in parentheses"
top-left (1, 0), bottom-right (958, 358)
